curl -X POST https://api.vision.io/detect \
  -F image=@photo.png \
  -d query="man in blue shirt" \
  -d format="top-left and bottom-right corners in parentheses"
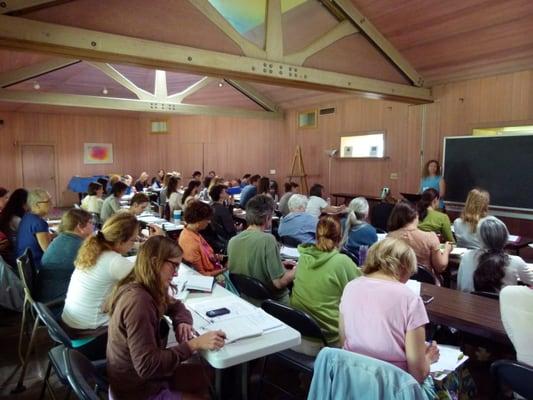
top-left (278, 194), bottom-right (318, 244)
top-left (238, 174), bottom-right (260, 209)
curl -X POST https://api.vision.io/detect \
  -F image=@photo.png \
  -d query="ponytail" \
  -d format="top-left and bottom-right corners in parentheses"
top-left (417, 188), bottom-right (439, 221)
top-left (316, 216), bottom-right (341, 252)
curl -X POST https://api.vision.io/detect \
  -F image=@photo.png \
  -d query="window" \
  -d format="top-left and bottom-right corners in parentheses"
top-left (340, 132), bottom-right (385, 158)
top-left (297, 110), bottom-right (317, 128)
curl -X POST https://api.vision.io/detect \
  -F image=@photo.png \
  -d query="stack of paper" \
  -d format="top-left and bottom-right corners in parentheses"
top-left (280, 246), bottom-right (300, 260)
top-left (185, 275), bottom-right (214, 292)
top-left (451, 247), bottom-right (468, 256)
top-left (508, 234), bottom-right (520, 243)
top-left (430, 345), bottom-right (469, 380)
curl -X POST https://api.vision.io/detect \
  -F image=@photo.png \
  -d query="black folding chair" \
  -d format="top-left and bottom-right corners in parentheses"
top-left (260, 299), bottom-right (328, 397)
top-left (64, 348), bottom-right (108, 400)
top-left (279, 236), bottom-right (301, 248)
top-left (491, 359), bottom-right (533, 400)
top-left (411, 265), bottom-right (436, 285)
top-left (229, 273), bottom-right (273, 302)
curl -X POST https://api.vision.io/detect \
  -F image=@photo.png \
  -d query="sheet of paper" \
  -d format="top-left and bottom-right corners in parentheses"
top-left (451, 247), bottom-right (468, 256)
top-left (245, 309), bottom-right (283, 332)
top-left (406, 279), bottom-right (421, 295)
top-left (430, 345), bottom-right (469, 380)
top-left (197, 317), bottom-right (263, 343)
top-left (377, 233), bottom-right (387, 242)
top-left (508, 234), bottom-right (520, 243)
top-left (188, 298), bottom-right (257, 322)
top-left (280, 246), bottom-right (300, 259)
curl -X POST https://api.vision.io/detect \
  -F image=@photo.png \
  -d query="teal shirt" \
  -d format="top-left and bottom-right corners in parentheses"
top-left (290, 245), bottom-right (361, 344)
top-left (228, 229), bottom-right (288, 304)
top-left (418, 209), bottom-right (454, 243)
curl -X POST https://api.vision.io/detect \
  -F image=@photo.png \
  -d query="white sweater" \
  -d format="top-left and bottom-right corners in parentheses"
top-left (62, 251), bottom-right (133, 330)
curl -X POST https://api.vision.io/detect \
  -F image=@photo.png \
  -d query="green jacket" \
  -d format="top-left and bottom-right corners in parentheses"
top-left (290, 244), bottom-right (361, 344)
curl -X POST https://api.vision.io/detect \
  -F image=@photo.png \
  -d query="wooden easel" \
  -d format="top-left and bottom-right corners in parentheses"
top-left (287, 145), bottom-right (309, 194)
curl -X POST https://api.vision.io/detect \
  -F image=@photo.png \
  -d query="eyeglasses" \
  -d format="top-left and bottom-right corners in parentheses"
top-left (165, 259), bottom-right (180, 270)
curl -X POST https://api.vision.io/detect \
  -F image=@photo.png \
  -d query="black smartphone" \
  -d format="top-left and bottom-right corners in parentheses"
top-left (206, 307), bottom-right (230, 318)
top-left (421, 294), bottom-right (434, 305)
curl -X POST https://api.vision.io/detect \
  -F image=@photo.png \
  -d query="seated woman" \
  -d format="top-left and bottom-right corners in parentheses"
top-left (166, 176), bottom-right (182, 215)
top-left (305, 183), bottom-right (345, 218)
top-left (387, 201), bottom-right (451, 283)
top-left (458, 216), bottom-right (533, 293)
top-left (181, 180), bottom-right (201, 211)
top-left (453, 188), bottom-right (489, 249)
top-left (101, 181), bottom-right (128, 223)
top-left (278, 194), bottom-right (318, 244)
top-left (61, 213), bottom-right (140, 359)
top-left (417, 189), bottom-right (454, 243)
top-left (178, 201), bottom-right (224, 276)
top-left (340, 237), bottom-right (439, 384)
top-left (0, 187), bottom-right (8, 212)
top-left (38, 209), bottom-right (94, 308)
top-left (106, 236), bottom-right (225, 400)
top-left (151, 169), bottom-right (165, 191)
top-left (128, 193), bottom-right (150, 216)
top-left (208, 184), bottom-right (236, 247)
top-left (134, 171), bottom-right (150, 192)
top-left (500, 285), bottom-right (533, 367)
top-left (257, 176), bottom-right (271, 197)
top-left (15, 189), bottom-right (52, 269)
top-left (291, 216), bottom-right (360, 355)
top-left (0, 188), bottom-right (28, 266)
top-left (341, 197), bottom-right (378, 263)
top-left (81, 181), bottom-right (104, 215)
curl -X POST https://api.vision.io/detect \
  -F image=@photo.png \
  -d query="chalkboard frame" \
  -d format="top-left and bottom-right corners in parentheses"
top-left (443, 134), bottom-right (533, 212)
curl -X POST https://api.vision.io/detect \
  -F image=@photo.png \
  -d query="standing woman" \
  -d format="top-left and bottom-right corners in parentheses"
top-left (417, 189), bottom-right (454, 243)
top-left (106, 236), bottom-right (225, 400)
top-left (453, 188), bottom-right (489, 249)
top-left (61, 213), bottom-right (139, 359)
top-left (420, 159), bottom-right (445, 210)
top-left (15, 189), bottom-right (52, 269)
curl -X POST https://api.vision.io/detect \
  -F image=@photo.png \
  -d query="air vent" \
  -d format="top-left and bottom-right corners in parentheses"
top-left (150, 120), bottom-right (168, 134)
top-left (319, 107), bottom-right (336, 115)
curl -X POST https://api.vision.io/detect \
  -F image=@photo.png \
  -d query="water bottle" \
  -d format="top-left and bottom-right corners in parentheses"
top-left (173, 210), bottom-right (181, 223)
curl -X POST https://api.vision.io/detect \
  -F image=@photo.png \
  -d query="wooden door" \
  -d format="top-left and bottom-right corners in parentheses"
top-left (21, 144), bottom-right (57, 205)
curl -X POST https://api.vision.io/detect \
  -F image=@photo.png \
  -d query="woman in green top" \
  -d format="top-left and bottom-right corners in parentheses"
top-left (290, 215), bottom-right (360, 356)
top-left (417, 188), bottom-right (455, 243)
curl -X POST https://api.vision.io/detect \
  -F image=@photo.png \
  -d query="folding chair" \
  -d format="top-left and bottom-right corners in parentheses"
top-left (491, 359), bottom-right (533, 400)
top-left (229, 273), bottom-right (272, 302)
top-left (64, 348), bottom-right (108, 400)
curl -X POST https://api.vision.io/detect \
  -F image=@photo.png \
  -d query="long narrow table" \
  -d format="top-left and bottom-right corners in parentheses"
top-left (421, 283), bottom-right (509, 344)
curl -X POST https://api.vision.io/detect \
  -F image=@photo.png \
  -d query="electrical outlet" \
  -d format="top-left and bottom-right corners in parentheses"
top-left (269, 169), bottom-right (276, 175)
top-left (390, 172), bottom-right (398, 180)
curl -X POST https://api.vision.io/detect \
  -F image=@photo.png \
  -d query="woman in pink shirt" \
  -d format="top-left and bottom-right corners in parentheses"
top-left (339, 237), bottom-right (439, 383)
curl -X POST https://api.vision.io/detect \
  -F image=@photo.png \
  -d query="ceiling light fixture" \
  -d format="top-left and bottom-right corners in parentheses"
top-left (33, 81), bottom-right (40, 90)
top-left (102, 87), bottom-right (109, 95)
top-left (218, 81), bottom-right (224, 88)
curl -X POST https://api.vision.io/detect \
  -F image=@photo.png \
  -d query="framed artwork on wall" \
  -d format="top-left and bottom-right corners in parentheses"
top-left (83, 143), bottom-right (114, 164)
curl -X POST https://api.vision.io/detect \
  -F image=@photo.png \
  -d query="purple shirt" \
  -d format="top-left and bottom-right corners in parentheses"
top-left (340, 276), bottom-right (429, 371)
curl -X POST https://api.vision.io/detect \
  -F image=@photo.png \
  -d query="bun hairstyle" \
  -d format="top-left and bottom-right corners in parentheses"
top-left (417, 188), bottom-right (439, 221)
top-left (108, 236), bottom-right (183, 317)
top-left (473, 216), bottom-right (509, 293)
top-left (315, 215), bottom-right (341, 252)
top-left (75, 213), bottom-right (139, 270)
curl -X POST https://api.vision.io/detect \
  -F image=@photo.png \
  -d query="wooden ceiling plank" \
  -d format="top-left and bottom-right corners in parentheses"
top-left (224, 78), bottom-right (279, 112)
top-left (0, 88), bottom-right (283, 119)
top-left (87, 62), bottom-right (155, 100)
top-left (0, 15), bottom-right (432, 103)
top-left (284, 20), bottom-right (358, 65)
top-left (167, 76), bottom-right (215, 102)
top-left (265, 0), bottom-right (283, 61)
top-left (0, 57), bottom-right (79, 87)
top-left (154, 70), bottom-right (168, 100)
top-left (331, 0), bottom-right (425, 87)
top-left (0, 0), bottom-right (58, 14)
top-left (187, 0), bottom-right (265, 59)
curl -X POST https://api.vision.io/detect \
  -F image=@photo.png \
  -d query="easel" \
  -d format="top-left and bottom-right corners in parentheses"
top-left (287, 146), bottom-right (309, 195)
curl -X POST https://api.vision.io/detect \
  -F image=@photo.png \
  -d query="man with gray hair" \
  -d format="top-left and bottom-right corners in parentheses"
top-left (228, 194), bottom-right (295, 305)
top-left (278, 194), bottom-right (318, 244)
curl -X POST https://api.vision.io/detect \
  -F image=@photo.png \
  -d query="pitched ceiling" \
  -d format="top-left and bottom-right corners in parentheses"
top-left (0, 0), bottom-right (532, 116)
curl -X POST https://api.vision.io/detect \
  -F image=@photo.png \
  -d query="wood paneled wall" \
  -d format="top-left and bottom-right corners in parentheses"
top-left (1, 68), bottom-right (532, 212)
top-left (0, 111), bottom-right (283, 206)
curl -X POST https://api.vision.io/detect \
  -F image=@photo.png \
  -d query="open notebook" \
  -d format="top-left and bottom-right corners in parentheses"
top-left (430, 345), bottom-right (469, 380)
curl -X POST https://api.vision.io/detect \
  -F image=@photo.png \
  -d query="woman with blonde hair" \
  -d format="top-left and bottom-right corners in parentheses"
top-left (291, 216), bottom-right (360, 355)
top-left (453, 188), bottom-right (490, 249)
top-left (341, 197), bottom-right (378, 264)
top-left (61, 213), bottom-right (140, 358)
top-left (340, 238), bottom-right (439, 385)
top-left (107, 236), bottom-right (225, 400)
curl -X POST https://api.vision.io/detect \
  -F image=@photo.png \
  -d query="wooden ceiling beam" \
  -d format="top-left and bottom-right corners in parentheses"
top-left (224, 79), bottom-right (279, 112)
top-left (187, 0), bottom-right (265, 59)
top-left (0, 0), bottom-right (67, 14)
top-left (0, 15), bottom-right (433, 103)
top-left (0, 88), bottom-right (284, 119)
top-left (284, 20), bottom-right (358, 65)
top-left (265, 0), bottom-right (283, 61)
top-left (87, 62), bottom-right (155, 100)
top-left (331, 0), bottom-right (425, 87)
top-left (167, 76), bottom-right (215, 102)
top-left (0, 57), bottom-right (80, 88)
